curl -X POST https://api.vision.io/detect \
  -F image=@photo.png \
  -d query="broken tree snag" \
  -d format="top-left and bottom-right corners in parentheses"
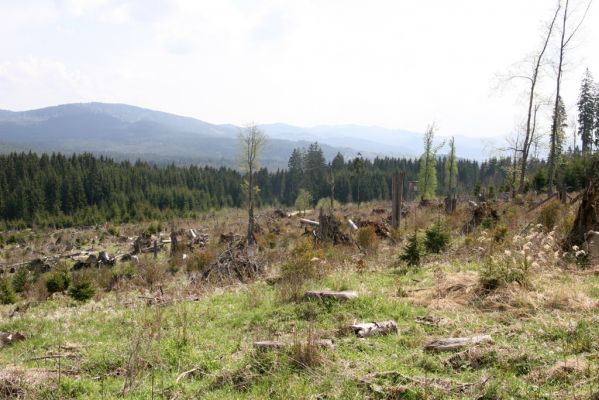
top-left (253, 341), bottom-right (287, 351)
top-left (565, 157), bottom-right (599, 249)
top-left (304, 290), bottom-right (358, 301)
top-left (424, 335), bottom-right (493, 352)
top-left (351, 320), bottom-right (398, 338)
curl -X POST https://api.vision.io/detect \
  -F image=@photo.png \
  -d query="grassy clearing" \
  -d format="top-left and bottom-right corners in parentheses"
top-left (1, 201), bottom-right (598, 399)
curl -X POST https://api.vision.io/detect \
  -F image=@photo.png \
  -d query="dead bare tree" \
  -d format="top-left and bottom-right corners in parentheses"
top-left (239, 124), bottom-right (267, 248)
top-left (516, 3), bottom-right (561, 193)
top-left (548, 0), bottom-right (593, 197)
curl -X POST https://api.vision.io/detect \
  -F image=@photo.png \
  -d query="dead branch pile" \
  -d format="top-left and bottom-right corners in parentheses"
top-left (171, 229), bottom-right (208, 253)
top-left (219, 232), bottom-right (241, 244)
top-left (202, 241), bottom-right (264, 282)
top-left (73, 251), bottom-right (116, 269)
top-left (355, 219), bottom-right (391, 238)
top-left (131, 232), bottom-right (153, 254)
top-left (315, 210), bottom-right (350, 245)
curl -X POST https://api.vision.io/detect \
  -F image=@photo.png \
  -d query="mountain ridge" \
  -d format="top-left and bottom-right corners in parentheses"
top-left (0, 102), bottom-right (489, 167)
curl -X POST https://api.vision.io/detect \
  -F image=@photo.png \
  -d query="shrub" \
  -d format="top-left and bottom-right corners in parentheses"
top-left (538, 199), bottom-right (562, 231)
top-left (107, 226), bottom-right (120, 237)
top-left (289, 329), bottom-right (323, 369)
top-left (186, 251), bottom-right (214, 274)
top-left (424, 222), bottom-right (450, 253)
top-left (12, 267), bottom-right (29, 293)
top-left (400, 232), bottom-right (425, 267)
top-left (278, 240), bottom-right (324, 301)
top-left (479, 257), bottom-right (530, 291)
top-left (46, 270), bottom-right (71, 293)
top-left (493, 224), bottom-right (508, 243)
top-left (355, 226), bottom-right (379, 252)
top-left (315, 197), bottom-right (340, 211)
top-left (68, 276), bottom-right (95, 302)
top-left (0, 278), bottom-right (18, 304)
top-left (146, 221), bottom-right (163, 235)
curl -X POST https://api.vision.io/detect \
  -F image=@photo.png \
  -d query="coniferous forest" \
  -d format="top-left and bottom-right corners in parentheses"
top-left (0, 146), bottom-right (592, 229)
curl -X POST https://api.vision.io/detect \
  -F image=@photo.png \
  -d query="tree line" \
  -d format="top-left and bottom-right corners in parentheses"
top-left (0, 146), bottom-right (551, 229)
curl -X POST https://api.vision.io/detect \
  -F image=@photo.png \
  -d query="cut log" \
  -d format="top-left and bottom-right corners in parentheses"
top-left (299, 218), bottom-right (320, 226)
top-left (350, 320), bottom-right (398, 338)
top-left (253, 340), bottom-right (287, 351)
top-left (304, 290), bottom-right (358, 301)
top-left (424, 335), bottom-right (493, 352)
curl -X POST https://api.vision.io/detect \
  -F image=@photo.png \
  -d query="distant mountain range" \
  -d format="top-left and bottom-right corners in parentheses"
top-left (0, 102), bottom-right (489, 168)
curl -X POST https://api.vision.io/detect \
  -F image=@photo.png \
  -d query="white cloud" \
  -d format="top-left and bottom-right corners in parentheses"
top-left (0, 0), bottom-right (597, 139)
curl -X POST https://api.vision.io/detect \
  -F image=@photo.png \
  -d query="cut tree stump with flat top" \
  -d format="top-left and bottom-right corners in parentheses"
top-left (304, 290), bottom-right (358, 301)
top-left (424, 335), bottom-right (492, 352)
top-left (351, 321), bottom-right (398, 338)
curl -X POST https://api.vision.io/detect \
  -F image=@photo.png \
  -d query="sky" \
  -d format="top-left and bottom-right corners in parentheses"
top-left (0, 0), bottom-right (598, 139)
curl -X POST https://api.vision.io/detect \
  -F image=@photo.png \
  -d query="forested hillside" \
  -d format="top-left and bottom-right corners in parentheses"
top-left (1, 145), bottom-right (589, 229)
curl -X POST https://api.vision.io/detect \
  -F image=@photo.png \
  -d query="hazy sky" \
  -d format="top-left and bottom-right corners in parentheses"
top-left (1, 0), bottom-right (597, 139)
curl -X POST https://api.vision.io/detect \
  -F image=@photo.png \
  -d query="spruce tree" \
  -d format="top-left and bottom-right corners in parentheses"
top-left (577, 69), bottom-right (595, 153)
top-left (418, 125), bottom-right (442, 201)
top-left (548, 96), bottom-right (568, 188)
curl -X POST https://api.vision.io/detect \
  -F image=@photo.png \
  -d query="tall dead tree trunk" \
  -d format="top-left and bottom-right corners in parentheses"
top-left (391, 171), bottom-right (404, 229)
top-left (518, 4), bottom-right (561, 193)
top-left (548, 0), bottom-right (593, 197)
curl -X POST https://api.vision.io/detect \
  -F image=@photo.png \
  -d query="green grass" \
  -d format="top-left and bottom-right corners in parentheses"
top-left (1, 259), bottom-right (598, 399)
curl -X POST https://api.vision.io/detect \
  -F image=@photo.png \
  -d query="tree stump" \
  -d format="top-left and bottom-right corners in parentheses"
top-left (565, 157), bottom-right (599, 249)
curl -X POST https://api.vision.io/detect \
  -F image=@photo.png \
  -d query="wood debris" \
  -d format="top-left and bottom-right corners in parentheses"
top-left (424, 335), bottom-right (493, 352)
top-left (350, 320), bottom-right (398, 338)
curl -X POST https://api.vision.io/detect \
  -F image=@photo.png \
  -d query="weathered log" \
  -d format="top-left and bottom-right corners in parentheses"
top-left (304, 290), bottom-right (358, 301)
top-left (299, 218), bottom-right (320, 226)
top-left (253, 340), bottom-right (286, 351)
top-left (350, 320), bottom-right (398, 338)
top-left (348, 219), bottom-right (358, 231)
top-left (424, 335), bottom-right (493, 352)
